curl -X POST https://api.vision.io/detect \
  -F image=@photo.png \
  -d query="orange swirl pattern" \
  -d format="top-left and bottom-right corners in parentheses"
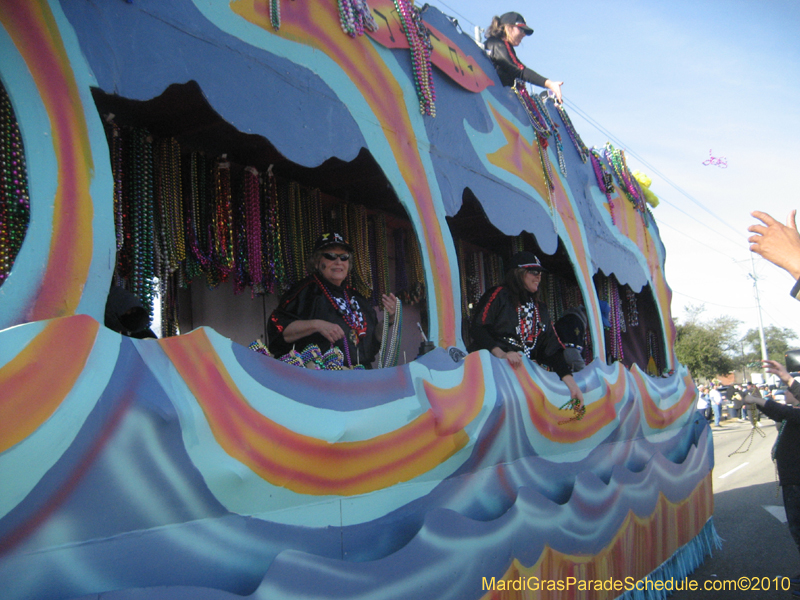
top-left (486, 105), bottom-right (550, 202)
top-left (480, 474), bottom-right (714, 600)
top-left (159, 329), bottom-right (485, 496)
top-left (515, 363), bottom-right (623, 443)
top-left (0, 0), bottom-right (94, 321)
top-left (0, 315), bottom-right (99, 452)
top-left (635, 369), bottom-right (696, 430)
top-left (231, 0), bottom-right (456, 346)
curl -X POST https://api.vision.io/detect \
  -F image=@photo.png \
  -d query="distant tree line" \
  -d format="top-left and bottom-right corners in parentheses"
top-left (674, 304), bottom-right (798, 381)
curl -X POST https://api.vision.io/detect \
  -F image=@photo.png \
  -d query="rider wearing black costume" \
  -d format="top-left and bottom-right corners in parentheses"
top-left (484, 12), bottom-right (563, 102)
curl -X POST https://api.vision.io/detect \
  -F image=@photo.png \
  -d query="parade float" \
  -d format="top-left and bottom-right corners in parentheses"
top-left (0, 1), bottom-right (716, 598)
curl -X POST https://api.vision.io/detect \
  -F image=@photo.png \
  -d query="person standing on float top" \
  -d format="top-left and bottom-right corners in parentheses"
top-left (484, 11), bottom-right (564, 102)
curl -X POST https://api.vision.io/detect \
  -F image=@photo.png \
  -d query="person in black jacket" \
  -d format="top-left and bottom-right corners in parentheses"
top-left (746, 360), bottom-right (800, 570)
top-left (484, 11), bottom-right (563, 102)
top-left (268, 232), bottom-right (396, 368)
top-left (469, 251), bottom-right (583, 403)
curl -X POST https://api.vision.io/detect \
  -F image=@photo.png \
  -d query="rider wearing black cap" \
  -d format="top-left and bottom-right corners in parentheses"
top-left (268, 232), bottom-right (396, 368)
top-left (484, 11), bottom-right (564, 102)
top-left (469, 251), bottom-right (583, 402)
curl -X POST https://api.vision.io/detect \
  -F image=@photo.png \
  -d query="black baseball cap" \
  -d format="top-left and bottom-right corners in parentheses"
top-left (499, 12), bottom-right (533, 35)
top-left (511, 251), bottom-right (545, 271)
top-left (313, 232), bottom-right (354, 253)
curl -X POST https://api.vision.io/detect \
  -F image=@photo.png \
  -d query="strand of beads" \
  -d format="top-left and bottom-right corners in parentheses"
top-left (558, 398), bottom-right (587, 424)
top-left (457, 240), bottom-right (469, 317)
top-left (393, 0), bottom-right (436, 116)
top-left (589, 148), bottom-right (616, 224)
top-left (244, 167), bottom-right (264, 295)
top-left (530, 91), bottom-right (566, 176)
top-left (0, 80), bottom-right (31, 287)
top-left (604, 143), bottom-right (643, 210)
top-left (186, 152), bottom-right (212, 280)
top-left (625, 287), bottom-right (639, 326)
top-left (265, 167), bottom-right (286, 293)
top-left (277, 177), bottom-right (297, 288)
top-left (607, 277), bottom-right (624, 361)
top-left (555, 103), bottom-right (590, 163)
top-left (338, 0), bottom-right (378, 37)
top-left (269, 0), bottom-right (280, 30)
top-left (378, 297), bottom-right (403, 367)
top-left (232, 173), bottom-right (249, 294)
top-left (405, 231), bottom-right (425, 304)
top-left (107, 119), bottom-right (125, 252)
top-left (348, 203), bottom-right (373, 299)
top-left (393, 227), bottom-right (408, 294)
top-left (646, 330), bottom-right (661, 373)
top-left (370, 214), bottom-right (390, 304)
top-left (212, 157), bottom-right (235, 283)
top-left (129, 129), bottom-right (156, 317)
top-left (287, 182), bottom-right (304, 283)
top-left (512, 82), bottom-right (550, 136)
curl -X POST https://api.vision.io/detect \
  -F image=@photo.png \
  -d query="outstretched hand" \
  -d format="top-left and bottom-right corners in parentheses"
top-left (381, 293), bottom-right (398, 318)
top-left (748, 210), bottom-right (800, 279)
top-left (544, 79), bottom-right (563, 104)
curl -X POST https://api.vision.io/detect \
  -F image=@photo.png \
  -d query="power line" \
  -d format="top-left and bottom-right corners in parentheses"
top-left (671, 289), bottom-right (755, 311)
top-left (563, 99), bottom-right (748, 246)
top-left (657, 219), bottom-right (743, 262)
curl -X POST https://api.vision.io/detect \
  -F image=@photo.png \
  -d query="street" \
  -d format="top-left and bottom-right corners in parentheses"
top-left (672, 413), bottom-right (798, 599)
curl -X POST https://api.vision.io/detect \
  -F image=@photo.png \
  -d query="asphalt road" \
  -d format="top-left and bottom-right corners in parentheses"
top-left (671, 414), bottom-right (799, 599)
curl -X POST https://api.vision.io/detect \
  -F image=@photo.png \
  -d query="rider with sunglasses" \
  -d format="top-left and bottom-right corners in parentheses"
top-left (268, 232), bottom-right (397, 368)
top-left (469, 251), bottom-right (583, 403)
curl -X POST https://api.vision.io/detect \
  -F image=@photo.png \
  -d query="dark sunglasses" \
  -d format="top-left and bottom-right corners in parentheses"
top-left (525, 268), bottom-right (542, 275)
top-left (322, 251), bottom-right (350, 262)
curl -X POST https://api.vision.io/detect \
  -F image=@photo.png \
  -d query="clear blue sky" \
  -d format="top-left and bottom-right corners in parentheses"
top-left (424, 0), bottom-right (800, 345)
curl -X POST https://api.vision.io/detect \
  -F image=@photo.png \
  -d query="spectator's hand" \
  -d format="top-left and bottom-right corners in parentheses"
top-left (314, 320), bottom-right (346, 344)
top-left (763, 359), bottom-right (793, 384)
top-left (748, 210), bottom-right (800, 279)
top-left (743, 393), bottom-right (766, 407)
top-left (544, 79), bottom-right (563, 104)
top-left (381, 293), bottom-right (398, 318)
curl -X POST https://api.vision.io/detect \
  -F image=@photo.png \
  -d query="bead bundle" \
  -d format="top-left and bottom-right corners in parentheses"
top-left (0, 81), bottom-right (31, 288)
top-left (249, 339), bottom-right (271, 356)
top-left (604, 143), bottom-right (645, 212)
top-left (599, 275), bottom-right (624, 362)
top-left (378, 297), bottom-right (403, 368)
top-left (128, 129), bottom-right (156, 317)
top-left (337, 0), bottom-right (378, 37)
top-left (512, 83), bottom-right (567, 178)
top-left (625, 287), bottom-right (639, 327)
top-left (103, 124), bottom-right (426, 337)
top-left (268, 0), bottom-right (280, 30)
top-left (393, 0), bottom-right (436, 116)
top-left (455, 241), bottom-right (504, 318)
top-left (555, 103), bottom-right (590, 163)
top-left (646, 330), bottom-right (662, 374)
top-left (558, 397), bottom-right (587, 424)
top-left (589, 149), bottom-right (616, 224)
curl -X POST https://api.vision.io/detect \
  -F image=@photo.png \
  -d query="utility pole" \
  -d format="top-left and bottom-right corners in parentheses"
top-left (749, 253), bottom-right (769, 381)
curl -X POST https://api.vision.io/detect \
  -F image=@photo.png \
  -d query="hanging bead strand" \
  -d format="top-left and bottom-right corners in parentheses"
top-left (0, 80), bottom-right (31, 287)
top-left (338, 0), bottom-right (378, 37)
top-left (393, 0), bottom-right (436, 116)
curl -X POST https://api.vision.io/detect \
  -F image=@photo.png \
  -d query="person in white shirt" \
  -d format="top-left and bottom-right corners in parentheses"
top-left (709, 385), bottom-right (723, 427)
